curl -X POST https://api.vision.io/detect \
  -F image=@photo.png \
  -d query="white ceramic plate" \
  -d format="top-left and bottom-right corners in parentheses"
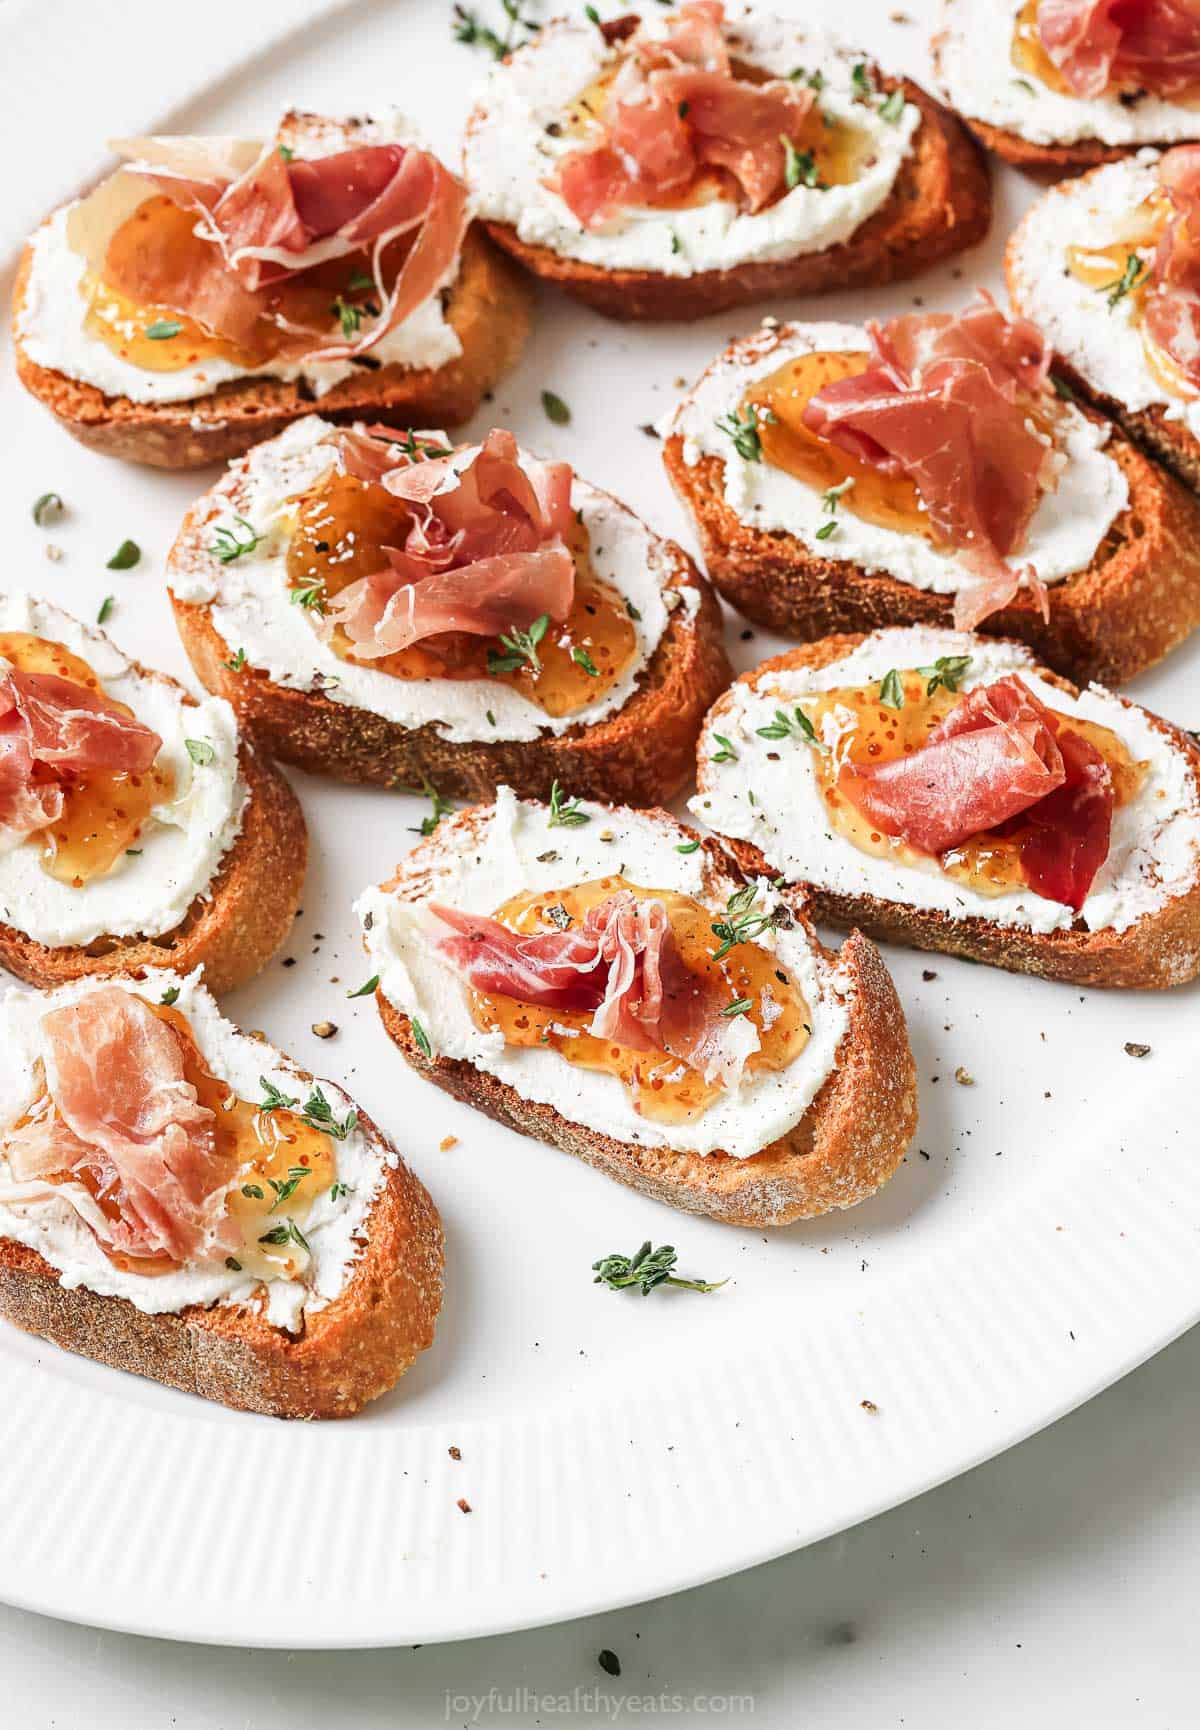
top-left (0, 0), bottom-right (1196, 1651)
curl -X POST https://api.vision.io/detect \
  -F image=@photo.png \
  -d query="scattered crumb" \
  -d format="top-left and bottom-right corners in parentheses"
top-left (860, 1399), bottom-right (878, 1414)
top-left (922, 969), bottom-right (938, 981)
top-left (954, 1066), bottom-right (975, 1086)
top-left (44, 544), bottom-right (63, 563)
top-left (311, 1020), bottom-right (337, 1040)
top-left (598, 1650), bottom-right (622, 1678)
top-left (440, 1134), bottom-right (459, 1152)
top-left (918, 1148), bottom-right (930, 1160)
top-left (448, 1445), bottom-right (462, 1461)
top-left (1124, 1042), bottom-right (1151, 1059)
top-left (889, 9), bottom-right (913, 21)
top-left (457, 1498), bottom-right (472, 1514)
top-left (639, 422), bottom-right (660, 439)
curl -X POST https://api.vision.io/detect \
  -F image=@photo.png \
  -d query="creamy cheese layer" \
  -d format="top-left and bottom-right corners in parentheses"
top-left (357, 787), bottom-right (852, 1159)
top-left (168, 416), bottom-right (697, 746)
top-left (0, 970), bottom-right (389, 1329)
top-left (1009, 151), bottom-right (1200, 443)
top-left (16, 111), bottom-right (463, 407)
top-left (0, 592), bottom-right (246, 949)
top-left (664, 320), bottom-right (1128, 596)
top-left (464, 4), bottom-right (920, 277)
top-left (938, 0), bottom-right (1200, 146)
top-left (691, 625), bottom-right (1200, 936)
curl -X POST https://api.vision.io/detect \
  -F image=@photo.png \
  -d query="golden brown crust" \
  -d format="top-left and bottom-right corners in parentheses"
top-left (701, 634), bottom-right (1200, 989)
top-left (168, 484), bottom-right (733, 808)
top-left (663, 420), bottom-right (1200, 686)
top-left (471, 71), bottom-right (992, 320)
top-left (0, 738), bottom-right (306, 995)
top-left (0, 1104), bottom-right (444, 1418)
top-left (372, 819), bottom-right (918, 1226)
top-left (12, 226), bottom-right (532, 470)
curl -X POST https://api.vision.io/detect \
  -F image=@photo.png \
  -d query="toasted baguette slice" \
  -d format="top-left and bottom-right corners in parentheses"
top-left (0, 594), bottom-right (305, 995)
top-left (465, 11), bottom-right (991, 322)
top-left (358, 791), bottom-right (918, 1226)
top-left (692, 627), bottom-right (1200, 989)
top-left (931, 2), bottom-right (1200, 176)
top-left (0, 971), bottom-right (443, 1418)
top-left (1006, 154), bottom-right (1200, 499)
top-left (12, 103), bottom-right (532, 470)
top-left (167, 419), bottom-right (732, 807)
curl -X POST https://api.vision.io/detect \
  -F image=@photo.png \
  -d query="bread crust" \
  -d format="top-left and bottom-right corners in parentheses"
top-left (0, 1103), bottom-right (444, 1418)
top-left (168, 483), bottom-right (733, 808)
top-left (471, 69), bottom-right (992, 320)
top-left (700, 634), bottom-right (1200, 989)
top-left (0, 737), bottom-right (306, 995)
top-left (12, 226), bottom-right (532, 470)
top-left (371, 823), bottom-right (918, 1226)
top-left (663, 420), bottom-right (1200, 686)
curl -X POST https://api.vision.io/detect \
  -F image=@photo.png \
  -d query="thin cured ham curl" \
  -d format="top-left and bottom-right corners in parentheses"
top-left (802, 297), bottom-right (1057, 630)
top-left (327, 428), bottom-right (577, 658)
top-left (0, 669), bottom-right (161, 852)
top-left (1036, 0), bottom-right (1200, 99)
top-left (431, 890), bottom-right (760, 1089)
top-left (552, 1), bottom-right (814, 227)
top-left (1142, 145), bottom-right (1200, 389)
top-left (838, 674), bottom-right (1114, 909)
top-left (76, 124), bottom-right (468, 361)
top-left (4, 989), bottom-right (238, 1264)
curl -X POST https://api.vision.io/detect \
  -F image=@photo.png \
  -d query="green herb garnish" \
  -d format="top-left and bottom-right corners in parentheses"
top-left (571, 645), bottom-right (599, 677)
top-left (32, 492), bottom-right (64, 527)
top-left (411, 1017), bottom-right (433, 1059)
top-left (710, 882), bottom-right (775, 962)
top-left (290, 581), bottom-right (326, 614)
top-left (592, 1241), bottom-right (726, 1296)
top-left (548, 778), bottom-right (590, 828)
top-left (541, 389), bottom-right (571, 425)
top-left (722, 997), bottom-right (753, 1017)
top-left (488, 612), bottom-right (549, 675)
top-left (160, 986), bottom-right (180, 1006)
top-left (676, 838), bottom-right (701, 854)
top-left (96, 595), bottom-right (114, 625)
top-left (1104, 252), bottom-right (1148, 309)
top-left (879, 668), bottom-right (905, 709)
top-left (144, 319), bottom-right (182, 340)
top-left (224, 647), bottom-right (247, 672)
top-left (710, 732), bottom-right (739, 764)
top-left (209, 515), bottom-right (262, 564)
top-left (185, 738), bottom-right (215, 766)
top-left (781, 136), bottom-right (820, 190)
top-left (716, 405), bottom-right (764, 462)
top-left (755, 705), bottom-right (824, 748)
top-left (106, 539), bottom-right (140, 571)
top-left (916, 654), bottom-right (972, 696)
top-left (879, 88), bottom-right (906, 123)
top-left (347, 974), bottom-right (379, 999)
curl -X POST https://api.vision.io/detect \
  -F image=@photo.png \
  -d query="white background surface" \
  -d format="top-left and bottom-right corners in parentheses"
top-left (6, 1324), bottom-right (1200, 1726)
top-left (3, 0), bottom-right (1199, 1711)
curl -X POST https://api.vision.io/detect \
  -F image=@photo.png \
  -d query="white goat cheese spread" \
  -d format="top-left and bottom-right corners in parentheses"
top-left (356, 786), bottom-right (852, 1159)
top-left (167, 415), bottom-right (696, 746)
top-left (664, 319), bottom-right (1128, 596)
top-left (691, 625), bottom-right (1200, 936)
top-left (0, 970), bottom-right (389, 1329)
top-left (938, 0), bottom-right (1200, 147)
top-left (464, 3), bottom-right (920, 276)
top-left (17, 111), bottom-right (463, 406)
top-left (0, 591), bottom-right (245, 949)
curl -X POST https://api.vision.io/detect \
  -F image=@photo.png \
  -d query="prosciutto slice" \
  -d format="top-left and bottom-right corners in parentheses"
top-left (4, 989), bottom-right (237, 1264)
top-left (73, 122), bottom-right (468, 362)
top-left (0, 669), bottom-right (161, 852)
top-left (802, 297), bottom-right (1057, 630)
top-left (838, 674), bottom-right (1114, 908)
top-left (553, 1), bottom-right (814, 227)
top-left (431, 890), bottom-right (760, 1088)
top-left (1141, 145), bottom-right (1200, 387)
top-left (327, 428), bottom-right (577, 658)
top-left (1036, 0), bottom-right (1200, 99)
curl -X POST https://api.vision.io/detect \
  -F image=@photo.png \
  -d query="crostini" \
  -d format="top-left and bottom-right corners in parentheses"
top-left (167, 416), bottom-right (731, 806)
top-left (13, 108), bottom-right (531, 469)
top-left (661, 297), bottom-right (1200, 684)
top-left (0, 970), bottom-right (443, 1417)
top-left (0, 591), bottom-right (304, 994)
top-left (463, 1), bottom-right (991, 321)
top-left (355, 787), bottom-right (918, 1226)
top-left (692, 625), bottom-right (1200, 988)
top-left (1008, 144), bottom-right (1200, 497)
top-left (936, 0), bottom-right (1200, 174)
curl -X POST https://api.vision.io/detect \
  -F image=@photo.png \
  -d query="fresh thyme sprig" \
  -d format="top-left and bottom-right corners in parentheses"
top-left (412, 778), bottom-right (455, 837)
top-left (257, 1078), bottom-right (356, 1140)
top-left (290, 581), bottom-right (326, 614)
top-left (209, 515), bottom-right (263, 564)
top-left (755, 704), bottom-right (826, 749)
top-left (452, 0), bottom-right (537, 58)
top-left (488, 612), bottom-right (549, 675)
top-left (592, 1241), bottom-right (726, 1296)
top-left (710, 882), bottom-right (776, 962)
top-left (879, 668), bottom-right (905, 709)
top-left (781, 135), bottom-right (821, 190)
top-left (548, 778), bottom-right (590, 828)
top-left (1104, 252), bottom-right (1149, 310)
top-left (916, 654), bottom-right (972, 696)
top-left (716, 405), bottom-right (765, 462)
top-left (816, 476), bottom-right (855, 541)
